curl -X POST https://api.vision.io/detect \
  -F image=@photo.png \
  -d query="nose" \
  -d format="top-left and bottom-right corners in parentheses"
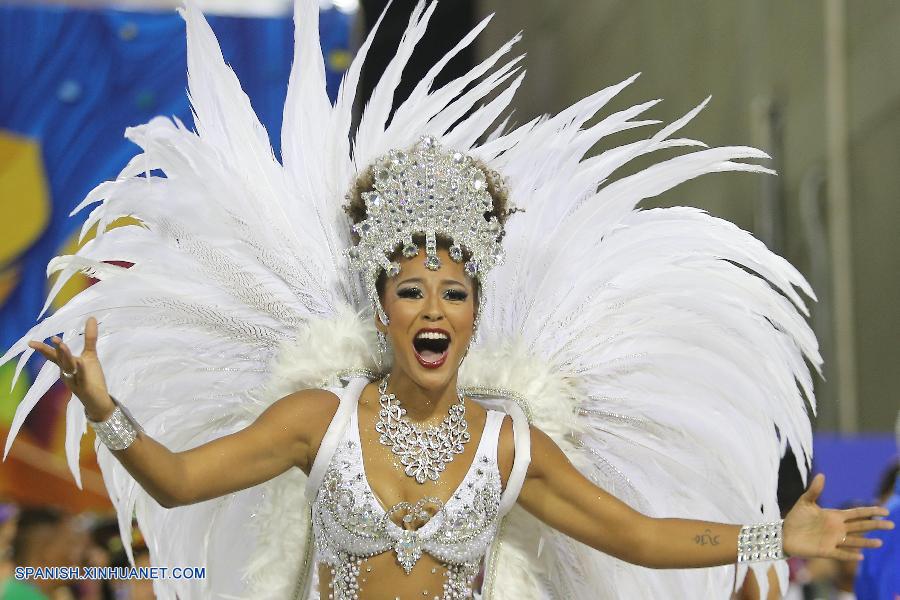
top-left (422, 294), bottom-right (444, 322)
top-left (423, 306), bottom-right (444, 321)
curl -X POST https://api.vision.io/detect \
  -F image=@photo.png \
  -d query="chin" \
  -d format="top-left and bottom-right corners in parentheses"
top-left (394, 352), bottom-right (459, 390)
top-left (398, 355), bottom-right (461, 390)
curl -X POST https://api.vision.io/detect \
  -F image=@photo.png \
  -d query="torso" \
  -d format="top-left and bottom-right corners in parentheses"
top-left (310, 380), bottom-right (512, 600)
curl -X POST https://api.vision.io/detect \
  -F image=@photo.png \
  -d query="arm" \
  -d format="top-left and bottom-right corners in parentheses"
top-left (507, 424), bottom-right (893, 568)
top-left (29, 317), bottom-right (339, 509)
top-left (109, 388), bottom-right (338, 508)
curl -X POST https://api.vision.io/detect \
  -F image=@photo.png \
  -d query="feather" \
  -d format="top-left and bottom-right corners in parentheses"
top-left (1, 1), bottom-right (817, 598)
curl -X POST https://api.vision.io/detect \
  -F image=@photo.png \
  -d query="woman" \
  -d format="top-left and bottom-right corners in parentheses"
top-left (5, 2), bottom-right (893, 599)
top-left (24, 140), bottom-right (893, 599)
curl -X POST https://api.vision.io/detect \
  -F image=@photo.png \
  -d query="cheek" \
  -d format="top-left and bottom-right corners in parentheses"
top-left (382, 297), bottom-right (416, 328)
top-left (449, 302), bottom-right (476, 334)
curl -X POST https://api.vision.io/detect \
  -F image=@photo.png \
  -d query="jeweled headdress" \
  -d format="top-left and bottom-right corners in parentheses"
top-left (347, 136), bottom-right (504, 322)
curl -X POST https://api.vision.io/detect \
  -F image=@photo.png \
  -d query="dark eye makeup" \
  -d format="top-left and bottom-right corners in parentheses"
top-left (395, 286), bottom-right (469, 301)
top-left (444, 289), bottom-right (469, 301)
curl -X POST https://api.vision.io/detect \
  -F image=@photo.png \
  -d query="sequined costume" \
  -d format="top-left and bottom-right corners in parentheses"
top-left (310, 377), bottom-right (507, 599)
top-left (2, 1), bottom-right (820, 598)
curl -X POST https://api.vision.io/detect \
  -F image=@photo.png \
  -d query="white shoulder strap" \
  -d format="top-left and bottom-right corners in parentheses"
top-left (498, 401), bottom-right (531, 515)
top-left (305, 376), bottom-right (368, 497)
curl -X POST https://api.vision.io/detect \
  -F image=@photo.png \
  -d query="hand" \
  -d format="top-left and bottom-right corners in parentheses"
top-left (783, 473), bottom-right (894, 560)
top-left (27, 317), bottom-right (114, 421)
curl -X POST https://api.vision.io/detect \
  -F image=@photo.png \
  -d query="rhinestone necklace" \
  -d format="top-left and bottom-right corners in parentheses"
top-left (374, 375), bottom-right (471, 484)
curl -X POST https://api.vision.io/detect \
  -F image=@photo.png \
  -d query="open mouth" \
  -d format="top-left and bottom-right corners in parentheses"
top-left (412, 329), bottom-right (451, 368)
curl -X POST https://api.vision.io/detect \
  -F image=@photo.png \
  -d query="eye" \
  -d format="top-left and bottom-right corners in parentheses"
top-left (397, 286), bottom-right (423, 299)
top-left (444, 289), bottom-right (469, 301)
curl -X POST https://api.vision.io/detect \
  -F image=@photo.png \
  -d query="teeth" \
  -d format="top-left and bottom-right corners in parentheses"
top-left (415, 331), bottom-right (449, 340)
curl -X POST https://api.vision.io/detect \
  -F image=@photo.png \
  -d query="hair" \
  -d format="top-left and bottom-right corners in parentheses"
top-left (345, 159), bottom-right (518, 304)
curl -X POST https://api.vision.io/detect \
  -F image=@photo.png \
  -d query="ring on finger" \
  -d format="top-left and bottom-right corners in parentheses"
top-left (61, 366), bottom-right (78, 379)
top-left (840, 535), bottom-right (847, 545)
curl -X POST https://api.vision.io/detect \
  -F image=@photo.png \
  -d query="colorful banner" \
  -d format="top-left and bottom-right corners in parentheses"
top-left (0, 2), bottom-right (352, 510)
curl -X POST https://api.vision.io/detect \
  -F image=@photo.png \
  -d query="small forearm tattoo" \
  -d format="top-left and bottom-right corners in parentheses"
top-left (694, 529), bottom-right (720, 546)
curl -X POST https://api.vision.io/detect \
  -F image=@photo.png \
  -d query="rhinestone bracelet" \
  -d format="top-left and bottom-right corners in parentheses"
top-left (737, 520), bottom-right (784, 562)
top-left (86, 399), bottom-right (138, 451)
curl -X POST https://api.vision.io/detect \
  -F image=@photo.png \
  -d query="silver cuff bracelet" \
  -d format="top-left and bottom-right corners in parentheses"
top-left (87, 402), bottom-right (138, 451)
top-left (737, 520), bottom-right (784, 562)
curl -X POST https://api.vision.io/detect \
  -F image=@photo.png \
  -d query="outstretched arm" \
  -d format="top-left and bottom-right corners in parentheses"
top-left (28, 317), bottom-right (339, 508)
top-left (108, 388), bottom-right (338, 507)
top-left (513, 425), bottom-right (893, 568)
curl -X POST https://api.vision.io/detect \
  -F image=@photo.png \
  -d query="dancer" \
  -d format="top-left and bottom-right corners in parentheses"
top-left (3, 2), bottom-right (893, 599)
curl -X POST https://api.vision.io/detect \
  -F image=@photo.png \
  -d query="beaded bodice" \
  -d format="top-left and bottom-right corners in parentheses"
top-left (311, 393), bottom-right (505, 599)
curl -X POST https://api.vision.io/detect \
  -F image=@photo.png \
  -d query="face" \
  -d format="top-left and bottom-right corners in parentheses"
top-left (378, 246), bottom-right (476, 390)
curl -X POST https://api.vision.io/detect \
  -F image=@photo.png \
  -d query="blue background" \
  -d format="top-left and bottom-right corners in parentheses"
top-left (0, 2), bottom-right (351, 350)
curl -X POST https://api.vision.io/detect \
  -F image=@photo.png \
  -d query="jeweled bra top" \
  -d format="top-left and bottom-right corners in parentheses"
top-left (310, 379), bottom-right (506, 599)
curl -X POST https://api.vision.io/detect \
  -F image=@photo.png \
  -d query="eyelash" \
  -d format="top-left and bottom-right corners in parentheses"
top-left (396, 287), bottom-right (468, 301)
top-left (397, 287), bottom-right (423, 299)
top-left (444, 290), bottom-right (468, 301)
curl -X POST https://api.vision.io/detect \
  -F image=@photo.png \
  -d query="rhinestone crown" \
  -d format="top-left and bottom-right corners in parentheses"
top-left (347, 136), bottom-right (505, 322)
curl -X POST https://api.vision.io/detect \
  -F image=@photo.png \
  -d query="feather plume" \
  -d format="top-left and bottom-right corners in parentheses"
top-left (2, 1), bottom-right (817, 598)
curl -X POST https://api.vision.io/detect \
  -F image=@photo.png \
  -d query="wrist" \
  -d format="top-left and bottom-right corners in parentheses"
top-left (782, 527), bottom-right (795, 558)
top-left (87, 398), bottom-right (139, 451)
top-left (85, 396), bottom-right (116, 422)
top-left (737, 520), bottom-right (784, 563)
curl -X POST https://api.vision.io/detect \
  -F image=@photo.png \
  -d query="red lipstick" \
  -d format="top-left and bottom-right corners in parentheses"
top-left (413, 328), bottom-right (451, 369)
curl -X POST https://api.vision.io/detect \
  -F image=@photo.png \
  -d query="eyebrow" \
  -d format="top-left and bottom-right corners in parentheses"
top-left (395, 278), bottom-right (468, 287)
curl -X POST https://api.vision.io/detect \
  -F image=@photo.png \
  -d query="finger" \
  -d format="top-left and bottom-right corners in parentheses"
top-left (843, 506), bottom-right (891, 521)
top-left (839, 535), bottom-right (883, 549)
top-left (828, 549), bottom-right (864, 561)
top-left (84, 317), bottom-right (98, 354)
top-left (802, 473), bottom-right (825, 503)
top-left (846, 519), bottom-right (895, 534)
top-left (27, 341), bottom-right (59, 364)
top-left (53, 338), bottom-right (77, 373)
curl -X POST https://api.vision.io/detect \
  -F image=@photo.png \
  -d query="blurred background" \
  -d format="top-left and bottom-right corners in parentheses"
top-left (0, 0), bottom-right (897, 598)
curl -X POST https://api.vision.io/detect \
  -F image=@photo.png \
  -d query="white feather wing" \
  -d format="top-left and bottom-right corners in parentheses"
top-left (464, 83), bottom-right (818, 598)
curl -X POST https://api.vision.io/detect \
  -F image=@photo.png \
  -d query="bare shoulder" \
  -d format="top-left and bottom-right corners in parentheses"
top-left (275, 388), bottom-right (341, 421)
top-left (265, 388), bottom-right (341, 473)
